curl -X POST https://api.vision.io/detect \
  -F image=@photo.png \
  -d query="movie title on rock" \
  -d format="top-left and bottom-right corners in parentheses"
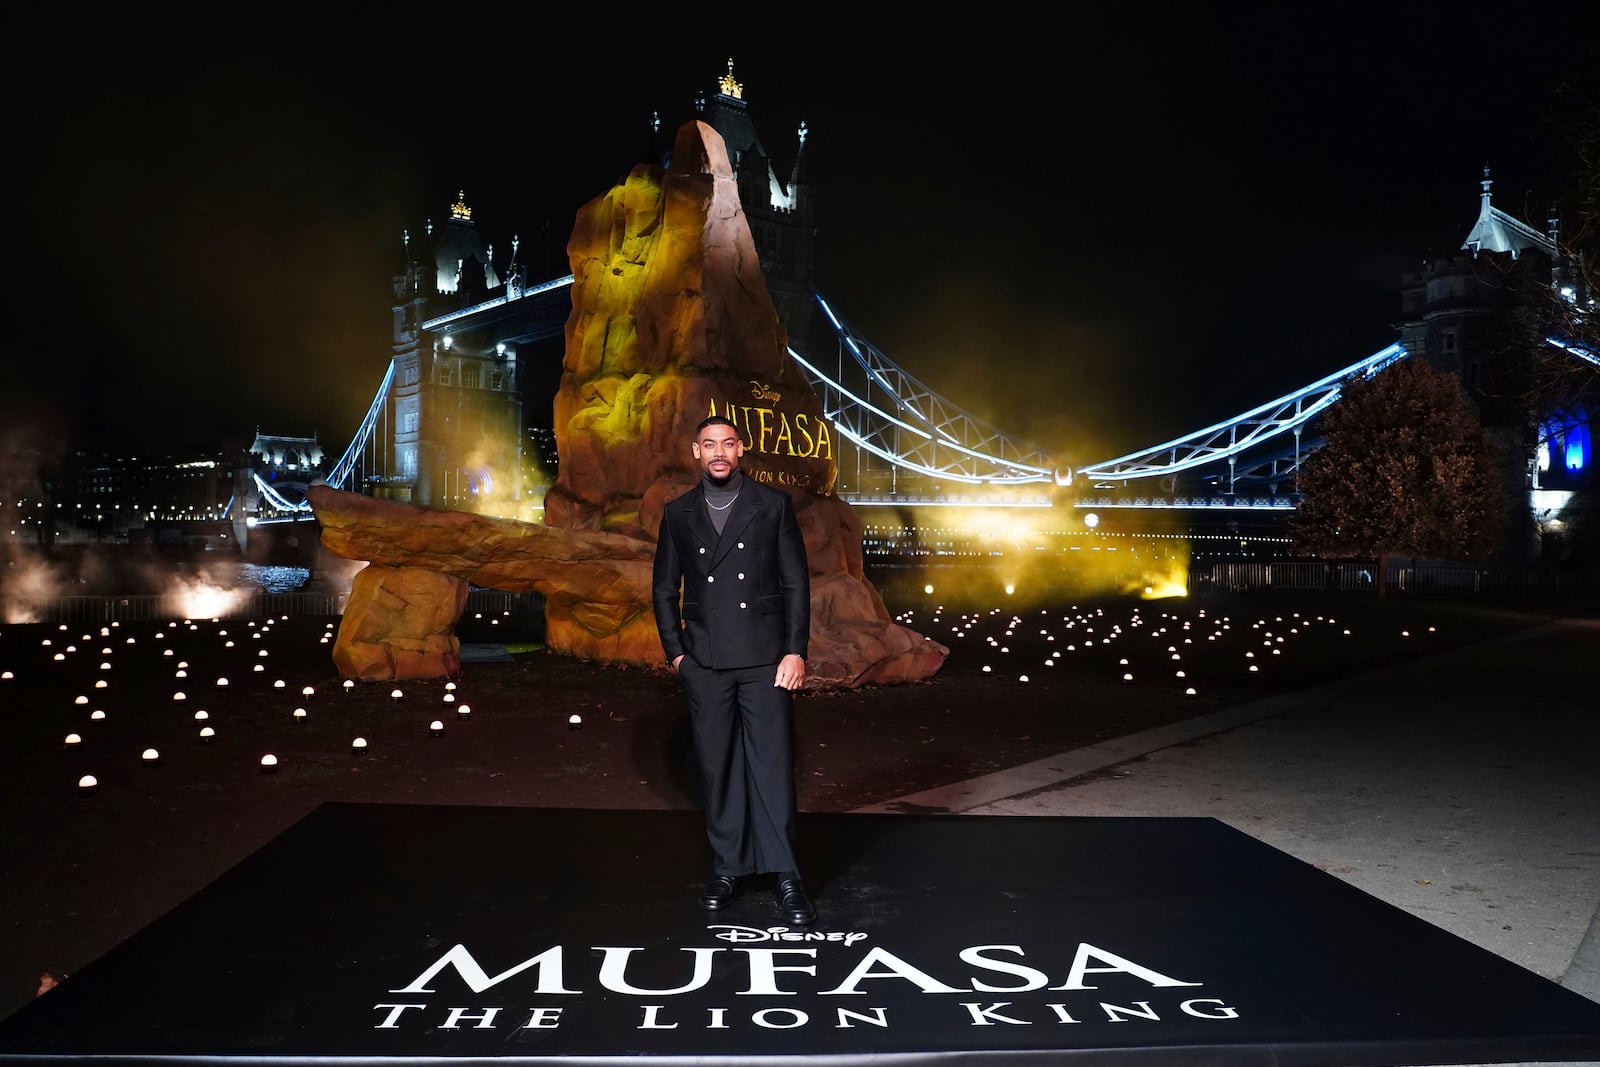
top-left (706, 400), bottom-right (832, 461)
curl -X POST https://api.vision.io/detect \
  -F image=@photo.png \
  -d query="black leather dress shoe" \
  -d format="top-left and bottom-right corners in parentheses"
top-left (699, 874), bottom-right (740, 910)
top-left (773, 874), bottom-right (816, 926)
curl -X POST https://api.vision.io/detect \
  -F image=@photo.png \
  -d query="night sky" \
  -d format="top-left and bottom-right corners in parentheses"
top-left (6, 10), bottom-right (1597, 469)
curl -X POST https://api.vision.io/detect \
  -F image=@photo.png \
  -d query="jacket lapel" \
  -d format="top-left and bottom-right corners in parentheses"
top-left (711, 487), bottom-right (762, 569)
top-left (682, 486), bottom-right (719, 555)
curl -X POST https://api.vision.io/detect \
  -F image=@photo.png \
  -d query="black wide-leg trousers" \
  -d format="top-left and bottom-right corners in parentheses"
top-left (679, 658), bottom-right (800, 878)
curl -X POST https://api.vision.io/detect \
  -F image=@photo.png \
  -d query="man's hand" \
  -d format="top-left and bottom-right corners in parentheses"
top-left (774, 653), bottom-right (806, 691)
top-left (672, 654), bottom-right (684, 671)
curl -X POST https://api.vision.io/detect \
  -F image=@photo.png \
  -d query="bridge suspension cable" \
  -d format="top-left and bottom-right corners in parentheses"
top-left (326, 359), bottom-right (396, 491)
top-left (237, 358), bottom-right (396, 519)
top-left (293, 287), bottom-right (1585, 517)
top-left (1545, 336), bottom-right (1600, 368)
top-left (1076, 342), bottom-right (1410, 484)
top-left (790, 293), bottom-right (1059, 485)
top-left (1107, 334), bottom-right (1593, 492)
top-left (251, 472), bottom-right (311, 513)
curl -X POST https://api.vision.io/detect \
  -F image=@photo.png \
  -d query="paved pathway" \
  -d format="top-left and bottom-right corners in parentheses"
top-left (856, 616), bottom-right (1600, 1063)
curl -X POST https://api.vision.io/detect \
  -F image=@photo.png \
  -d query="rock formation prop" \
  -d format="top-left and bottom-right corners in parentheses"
top-left (333, 564), bottom-right (468, 681)
top-left (309, 484), bottom-right (655, 677)
top-left (309, 119), bottom-right (947, 687)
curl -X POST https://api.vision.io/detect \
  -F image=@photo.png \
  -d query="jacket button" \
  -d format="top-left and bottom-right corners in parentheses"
top-left (707, 576), bottom-right (715, 583)
top-left (699, 547), bottom-right (706, 554)
top-left (737, 572), bottom-right (745, 580)
top-left (739, 602), bottom-right (747, 609)
top-left (737, 542), bottom-right (744, 549)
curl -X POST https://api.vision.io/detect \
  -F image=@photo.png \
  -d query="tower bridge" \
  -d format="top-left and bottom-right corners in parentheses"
top-left (252, 258), bottom-right (1590, 531)
top-left (233, 70), bottom-right (1592, 552)
top-left (297, 270), bottom-right (1418, 516)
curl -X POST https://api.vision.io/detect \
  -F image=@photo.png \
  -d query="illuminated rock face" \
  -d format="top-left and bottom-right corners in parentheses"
top-left (547, 118), bottom-right (837, 538)
top-left (546, 119), bottom-right (946, 686)
top-left (310, 485), bottom-right (656, 670)
top-left (332, 563), bottom-right (468, 681)
top-left (310, 120), bottom-right (947, 687)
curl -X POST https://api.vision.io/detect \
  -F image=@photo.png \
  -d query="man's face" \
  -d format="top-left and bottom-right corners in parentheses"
top-left (692, 426), bottom-right (744, 484)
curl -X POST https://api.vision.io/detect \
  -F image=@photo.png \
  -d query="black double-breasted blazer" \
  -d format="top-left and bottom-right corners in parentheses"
top-left (652, 477), bottom-right (810, 671)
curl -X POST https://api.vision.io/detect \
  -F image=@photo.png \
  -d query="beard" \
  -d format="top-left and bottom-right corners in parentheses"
top-left (703, 466), bottom-right (739, 489)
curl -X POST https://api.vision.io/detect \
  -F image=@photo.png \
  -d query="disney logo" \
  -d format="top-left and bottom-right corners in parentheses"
top-left (708, 924), bottom-right (868, 945)
top-left (748, 380), bottom-right (782, 402)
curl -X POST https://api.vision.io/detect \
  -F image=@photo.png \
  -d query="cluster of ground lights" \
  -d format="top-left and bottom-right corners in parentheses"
top-left (2, 601), bottom-right (1443, 799)
top-left (892, 600), bottom-right (1437, 697)
top-left (0, 612), bottom-right (539, 797)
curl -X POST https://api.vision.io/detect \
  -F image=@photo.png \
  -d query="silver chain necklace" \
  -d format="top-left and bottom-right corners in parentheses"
top-left (706, 494), bottom-right (738, 512)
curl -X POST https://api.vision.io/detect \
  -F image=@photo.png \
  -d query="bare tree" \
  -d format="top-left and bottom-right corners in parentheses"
top-left (1485, 50), bottom-right (1600, 450)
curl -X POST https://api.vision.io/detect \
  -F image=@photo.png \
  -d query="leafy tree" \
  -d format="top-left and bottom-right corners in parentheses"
top-left (1289, 358), bottom-right (1513, 595)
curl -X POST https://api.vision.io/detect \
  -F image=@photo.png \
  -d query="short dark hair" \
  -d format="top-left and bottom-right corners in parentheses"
top-left (695, 415), bottom-right (742, 441)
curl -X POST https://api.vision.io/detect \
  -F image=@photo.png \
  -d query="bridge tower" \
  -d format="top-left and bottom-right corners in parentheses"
top-left (1399, 167), bottom-right (1560, 413)
top-left (1399, 166), bottom-right (1593, 557)
top-left (385, 192), bottom-right (527, 515)
top-left (229, 430), bottom-right (326, 560)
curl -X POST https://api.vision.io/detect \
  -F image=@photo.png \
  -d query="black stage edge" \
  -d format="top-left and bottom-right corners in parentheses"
top-left (2, 804), bottom-right (1599, 1065)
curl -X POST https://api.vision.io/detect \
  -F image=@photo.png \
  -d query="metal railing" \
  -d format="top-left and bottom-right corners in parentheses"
top-left (1, 591), bottom-right (340, 626)
top-left (462, 589), bottom-right (545, 618)
top-left (1195, 559), bottom-right (1599, 605)
top-left (1, 588), bottom-right (545, 626)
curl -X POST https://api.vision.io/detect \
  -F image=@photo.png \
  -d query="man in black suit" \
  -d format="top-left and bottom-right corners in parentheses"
top-left (651, 415), bottom-right (816, 926)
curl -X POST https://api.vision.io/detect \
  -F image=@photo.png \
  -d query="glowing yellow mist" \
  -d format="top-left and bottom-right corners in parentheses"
top-left (0, 552), bottom-right (62, 622)
top-left (449, 431), bottom-right (538, 523)
top-left (864, 506), bottom-right (1191, 609)
top-left (162, 573), bottom-right (253, 619)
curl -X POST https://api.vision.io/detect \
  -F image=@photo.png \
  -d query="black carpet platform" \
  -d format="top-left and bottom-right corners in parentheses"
top-left (2, 804), bottom-right (1598, 1066)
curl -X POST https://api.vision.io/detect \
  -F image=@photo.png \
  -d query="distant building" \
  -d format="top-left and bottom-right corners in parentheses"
top-left (522, 426), bottom-right (560, 524)
top-left (7, 450), bottom-right (234, 548)
top-left (244, 431), bottom-right (325, 474)
top-left (526, 425), bottom-right (559, 480)
top-left (1398, 167), bottom-right (1594, 558)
